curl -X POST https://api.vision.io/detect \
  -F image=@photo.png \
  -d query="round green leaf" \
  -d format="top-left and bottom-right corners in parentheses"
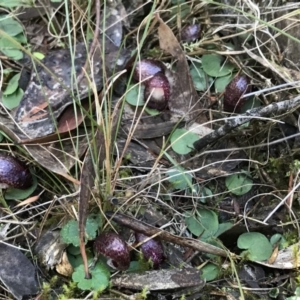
top-left (200, 263), bottom-right (220, 281)
top-left (0, 48), bottom-right (23, 60)
top-left (3, 73), bottom-right (20, 95)
top-left (60, 220), bottom-right (79, 246)
top-left (5, 174), bottom-right (37, 200)
top-left (190, 65), bottom-right (207, 91)
top-left (14, 33), bottom-right (27, 44)
top-left (237, 232), bottom-right (273, 261)
top-left (170, 128), bottom-right (199, 155)
top-left (127, 260), bottom-right (150, 273)
top-left (68, 248), bottom-right (93, 269)
top-left (145, 106), bottom-right (160, 116)
top-left (185, 209), bottom-right (219, 240)
top-left (202, 54), bottom-right (235, 77)
top-left (72, 262), bottom-right (110, 291)
top-left (0, 37), bottom-right (23, 60)
top-left (125, 84), bottom-right (145, 106)
top-left (67, 245), bottom-right (81, 256)
top-left (215, 222), bottom-right (233, 238)
top-left (270, 233), bottom-right (287, 250)
top-left (166, 167), bottom-right (192, 190)
top-left (85, 214), bottom-right (101, 240)
top-left (198, 187), bottom-right (213, 203)
top-left (2, 87), bottom-right (24, 109)
top-left (0, 16), bottom-right (23, 36)
top-left (214, 73), bottom-right (234, 93)
top-left (225, 173), bottom-right (253, 196)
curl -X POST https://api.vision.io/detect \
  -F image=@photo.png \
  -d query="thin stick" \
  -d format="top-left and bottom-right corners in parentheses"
top-left (106, 212), bottom-right (232, 258)
top-left (193, 95), bottom-right (300, 151)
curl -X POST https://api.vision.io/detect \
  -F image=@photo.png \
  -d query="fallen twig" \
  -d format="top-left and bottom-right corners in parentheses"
top-left (193, 95), bottom-right (300, 151)
top-left (106, 212), bottom-right (232, 257)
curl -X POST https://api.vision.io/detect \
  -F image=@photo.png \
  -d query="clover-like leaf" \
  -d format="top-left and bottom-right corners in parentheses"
top-left (170, 128), bottom-right (199, 155)
top-left (190, 64), bottom-right (208, 91)
top-left (225, 172), bottom-right (253, 196)
top-left (3, 73), bottom-right (20, 95)
top-left (0, 1), bottom-right (24, 8)
top-left (0, 37), bottom-right (23, 60)
top-left (125, 84), bottom-right (145, 106)
top-left (60, 215), bottom-right (101, 247)
top-left (200, 263), bottom-right (220, 281)
top-left (33, 52), bottom-right (45, 60)
top-left (238, 232), bottom-right (273, 261)
top-left (215, 73), bottom-right (234, 93)
top-left (2, 87), bottom-right (24, 109)
top-left (166, 167), bottom-right (192, 190)
top-left (270, 233), bottom-right (287, 250)
top-left (0, 15), bottom-right (23, 36)
top-left (72, 262), bottom-right (110, 291)
top-left (185, 209), bottom-right (219, 240)
top-left (202, 54), bottom-right (235, 77)
top-left (215, 222), bottom-right (233, 238)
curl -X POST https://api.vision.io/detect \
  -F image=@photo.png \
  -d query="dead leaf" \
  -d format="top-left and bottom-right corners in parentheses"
top-left (11, 3), bottom-right (130, 139)
top-left (0, 115), bottom-right (83, 184)
top-left (56, 251), bottom-right (73, 277)
top-left (79, 145), bottom-right (97, 279)
top-left (256, 242), bottom-right (300, 269)
top-left (268, 246), bottom-right (279, 264)
top-left (57, 100), bottom-right (95, 134)
top-left (14, 194), bottom-right (41, 207)
top-left (156, 14), bottom-right (207, 124)
top-left (19, 102), bottom-right (49, 122)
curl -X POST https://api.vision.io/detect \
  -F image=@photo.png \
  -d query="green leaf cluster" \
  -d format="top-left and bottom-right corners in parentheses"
top-left (184, 208), bottom-right (232, 281)
top-left (60, 215), bottom-right (110, 292)
top-left (0, 15), bottom-right (26, 60)
top-left (190, 54), bottom-right (235, 94)
top-left (185, 208), bottom-right (233, 242)
top-left (0, 15), bottom-right (27, 109)
top-left (60, 214), bottom-right (101, 247)
top-left (189, 53), bottom-right (260, 114)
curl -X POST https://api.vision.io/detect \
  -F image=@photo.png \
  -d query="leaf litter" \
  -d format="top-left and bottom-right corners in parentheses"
top-left (1, 0), bottom-right (300, 299)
